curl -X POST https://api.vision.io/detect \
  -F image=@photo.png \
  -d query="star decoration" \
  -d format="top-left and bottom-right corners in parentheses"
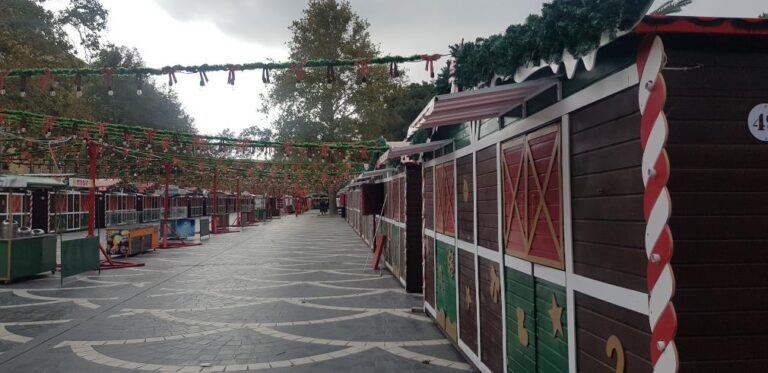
top-left (548, 293), bottom-right (564, 337)
top-left (447, 251), bottom-right (455, 278)
top-left (489, 266), bottom-right (501, 304)
top-left (463, 286), bottom-right (473, 310)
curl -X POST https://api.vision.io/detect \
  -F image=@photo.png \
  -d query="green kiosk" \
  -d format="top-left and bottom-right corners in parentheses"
top-left (0, 175), bottom-right (63, 283)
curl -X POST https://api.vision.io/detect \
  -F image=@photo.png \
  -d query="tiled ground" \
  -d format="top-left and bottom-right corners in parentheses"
top-left (0, 212), bottom-right (471, 372)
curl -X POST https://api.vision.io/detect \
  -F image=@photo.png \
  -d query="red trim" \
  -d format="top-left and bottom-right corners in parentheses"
top-left (635, 15), bottom-right (768, 36)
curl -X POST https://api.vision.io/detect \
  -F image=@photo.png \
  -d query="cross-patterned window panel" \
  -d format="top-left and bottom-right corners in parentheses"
top-left (434, 161), bottom-right (455, 236)
top-left (502, 123), bottom-right (564, 270)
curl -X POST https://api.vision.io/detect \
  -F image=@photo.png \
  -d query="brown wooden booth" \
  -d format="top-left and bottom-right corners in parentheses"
top-left (412, 15), bottom-right (768, 373)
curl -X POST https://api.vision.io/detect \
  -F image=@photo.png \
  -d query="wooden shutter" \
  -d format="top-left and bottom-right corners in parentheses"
top-left (502, 123), bottom-right (563, 269)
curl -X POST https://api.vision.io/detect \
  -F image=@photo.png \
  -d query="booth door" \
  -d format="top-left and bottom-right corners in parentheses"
top-left (435, 240), bottom-right (458, 342)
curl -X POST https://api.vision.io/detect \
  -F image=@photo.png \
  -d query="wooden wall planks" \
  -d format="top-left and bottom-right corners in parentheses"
top-left (458, 249), bottom-right (478, 353)
top-left (569, 87), bottom-right (647, 292)
top-left (663, 34), bottom-right (768, 372)
top-left (457, 155), bottom-right (474, 243)
top-left (478, 257), bottom-right (503, 372)
top-left (424, 236), bottom-right (435, 307)
top-left (424, 166), bottom-right (434, 230)
top-left (476, 145), bottom-right (498, 251)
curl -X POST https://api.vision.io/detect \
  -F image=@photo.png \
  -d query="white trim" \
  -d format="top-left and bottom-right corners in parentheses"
top-left (571, 274), bottom-right (649, 315)
top-left (379, 174), bottom-right (405, 183)
top-left (495, 140), bottom-right (507, 373)
top-left (457, 239), bottom-right (475, 253)
top-left (504, 254), bottom-right (532, 275)
top-left (424, 229), bottom-right (435, 238)
top-left (453, 158), bottom-right (461, 352)
top-left (435, 232), bottom-right (455, 245)
top-left (458, 340), bottom-right (490, 373)
top-left (533, 264), bottom-right (566, 287)
top-left (424, 301), bottom-right (436, 318)
top-left (421, 65), bottom-right (639, 169)
top-left (477, 246), bottom-right (502, 263)
top-left (562, 113), bottom-right (578, 373)
top-left (380, 216), bottom-right (406, 229)
top-left (472, 145), bottom-right (482, 358)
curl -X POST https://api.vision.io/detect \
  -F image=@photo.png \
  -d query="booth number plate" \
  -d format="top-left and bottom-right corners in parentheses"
top-left (748, 103), bottom-right (768, 142)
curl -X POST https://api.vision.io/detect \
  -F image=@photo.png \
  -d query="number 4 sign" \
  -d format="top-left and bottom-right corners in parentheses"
top-left (748, 103), bottom-right (768, 142)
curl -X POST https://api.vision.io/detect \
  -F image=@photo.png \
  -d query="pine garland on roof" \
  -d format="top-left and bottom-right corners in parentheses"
top-left (450, 0), bottom-right (654, 88)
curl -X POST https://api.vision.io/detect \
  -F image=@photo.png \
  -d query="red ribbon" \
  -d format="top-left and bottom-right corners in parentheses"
top-left (227, 65), bottom-right (239, 85)
top-left (40, 68), bottom-right (54, 91)
top-left (291, 63), bottom-right (305, 81)
top-left (421, 54), bottom-right (442, 78)
top-left (96, 122), bottom-right (107, 137)
top-left (162, 67), bottom-right (178, 86)
top-left (161, 137), bottom-right (170, 151)
top-left (102, 68), bottom-right (115, 89)
top-left (144, 128), bottom-right (155, 144)
top-left (354, 59), bottom-right (370, 82)
top-left (42, 116), bottom-right (56, 135)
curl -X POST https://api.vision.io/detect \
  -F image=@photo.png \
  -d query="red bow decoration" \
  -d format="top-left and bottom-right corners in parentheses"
top-left (354, 59), bottom-right (370, 83)
top-left (320, 146), bottom-right (330, 157)
top-left (123, 131), bottom-right (132, 145)
top-left (359, 146), bottom-right (369, 159)
top-left (102, 68), bottom-right (116, 90)
top-left (284, 143), bottom-right (293, 155)
top-left (144, 128), bottom-right (155, 145)
top-left (193, 135), bottom-right (204, 149)
top-left (227, 65), bottom-right (239, 86)
top-left (197, 160), bottom-right (205, 172)
top-left (161, 67), bottom-right (177, 86)
top-left (96, 122), bottom-right (107, 137)
top-left (161, 137), bottom-right (170, 151)
top-left (291, 63), bottom-right (305, 82)
top-left (172, 156), bottom-right (179, 167)
top-left (40, 68), bottom-right (54, 91)
top-left (42, 116), bottom-right (56, 136)
top-left (421, 54), bottom-right (442, 78)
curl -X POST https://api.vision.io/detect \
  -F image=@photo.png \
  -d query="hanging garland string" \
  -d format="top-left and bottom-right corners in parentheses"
top-left (0, 109), bottom-right (388, 152)
top-left (0, 54), bottom-right (446, 79)
top-left (449, 0), bottom-right (653, 88)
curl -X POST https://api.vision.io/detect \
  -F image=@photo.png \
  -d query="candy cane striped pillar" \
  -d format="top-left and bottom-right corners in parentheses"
top-left (637, 35), bottom-right (678, 372)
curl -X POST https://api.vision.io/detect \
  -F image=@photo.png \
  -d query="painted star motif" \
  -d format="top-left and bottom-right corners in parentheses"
top-left (548, 293), bottom-right (564, 337)
top-left (464, 286), bottom-right (473, 310)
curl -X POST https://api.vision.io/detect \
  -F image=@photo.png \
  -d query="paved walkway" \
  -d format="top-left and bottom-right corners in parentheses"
top-left (0, 212), bottom-right (470, 372)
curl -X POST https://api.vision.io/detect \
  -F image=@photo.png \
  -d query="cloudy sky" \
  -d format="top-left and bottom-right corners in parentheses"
top-left (48, 0), bottom-right (767, 135)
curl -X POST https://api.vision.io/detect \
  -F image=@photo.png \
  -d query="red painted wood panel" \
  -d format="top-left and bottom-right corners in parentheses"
top-left (503, 123), bottom-right (564, 269)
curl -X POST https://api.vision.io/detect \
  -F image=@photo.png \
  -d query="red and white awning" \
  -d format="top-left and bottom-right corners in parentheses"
top-left (407, 77), bottom-right (558, 136)
top-left (386, 140), bottom-right (452, 159)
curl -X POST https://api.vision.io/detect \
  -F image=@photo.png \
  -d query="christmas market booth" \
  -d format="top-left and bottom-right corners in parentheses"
top-left (410, 11), bottom-right (768, 373)
top-left (0, 175), bottom-right (62, 283)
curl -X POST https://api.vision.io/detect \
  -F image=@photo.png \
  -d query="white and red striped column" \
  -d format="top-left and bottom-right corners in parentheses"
top-left (637, 35), bottom-right (678, 373)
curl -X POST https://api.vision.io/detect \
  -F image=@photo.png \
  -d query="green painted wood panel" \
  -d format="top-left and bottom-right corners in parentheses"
top-left (506, 268), bottom-right (536, 373)
top-left (435, 239), bottom-right (458, 341)
top-left (535, 279), bottom-right (568, 373)
top-left (61, 237), bottom-right (100, 279)
top-left (505, 268), bottom-right (569, 373)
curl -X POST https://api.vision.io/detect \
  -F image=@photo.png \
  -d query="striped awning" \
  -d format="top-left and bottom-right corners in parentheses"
top-left (409, 77), bottom-right (558, 132)
top-left (386, 140), bottom-right (452, 159)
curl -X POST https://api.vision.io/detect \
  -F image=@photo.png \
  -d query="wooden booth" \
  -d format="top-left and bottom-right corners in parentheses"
top-left (411, 15), bottom-right (768, 373)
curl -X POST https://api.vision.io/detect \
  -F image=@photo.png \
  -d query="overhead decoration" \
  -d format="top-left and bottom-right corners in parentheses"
top-left (449, 0), bottom-right (653, 88)
top-left (0, 54), bottom-right (445, 96)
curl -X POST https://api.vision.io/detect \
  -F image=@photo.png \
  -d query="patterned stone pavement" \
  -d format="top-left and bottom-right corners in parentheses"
top-left (0, 212), bottom-right (471, 372)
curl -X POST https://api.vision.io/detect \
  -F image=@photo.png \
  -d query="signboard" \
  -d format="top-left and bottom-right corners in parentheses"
top-left (748, 103), bottom-right (768, 142)
top-left (68, 178), bottom-right (93, 188)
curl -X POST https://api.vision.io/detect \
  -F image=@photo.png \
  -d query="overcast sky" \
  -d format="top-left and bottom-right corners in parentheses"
top-left (48, 0), bottom-right (767, 136)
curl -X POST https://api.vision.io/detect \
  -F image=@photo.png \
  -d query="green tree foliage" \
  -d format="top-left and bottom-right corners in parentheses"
top-left (650, 0), bottom-right (693, 15)
top-left (760, 12), bottom-right (768, 19)
top-left (258, 0), bottom-right (437, 212)
top-left (0, 0), bottom-right (194, 133)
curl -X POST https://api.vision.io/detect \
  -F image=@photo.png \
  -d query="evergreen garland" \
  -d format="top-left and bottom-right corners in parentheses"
top-left (450, 0), bottom-right (653, 88)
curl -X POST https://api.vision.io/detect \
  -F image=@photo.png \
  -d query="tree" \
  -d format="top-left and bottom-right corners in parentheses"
top-left (759, 12), bottom-right (768, 19)
top-left (259, 0), bottom-right (412, 214)
top-left (651, 0), bottom-right (693, 15)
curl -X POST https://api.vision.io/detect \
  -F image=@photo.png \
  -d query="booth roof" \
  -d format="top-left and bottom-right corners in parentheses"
top-left (635, 15), bottom-right (768, 36)
top-left (407, 77), bottom-right (558, 137)
top-left (0, 174), bottom-right (66, 188)
top-left (387, 140), bottom-right (452, 159)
